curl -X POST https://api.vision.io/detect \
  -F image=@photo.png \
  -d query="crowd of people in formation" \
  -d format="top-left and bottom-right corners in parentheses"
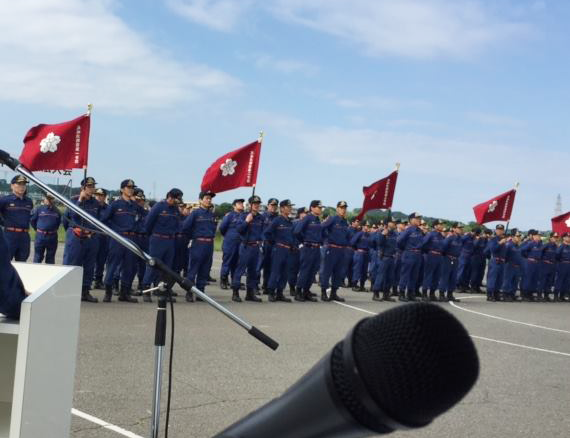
top-left (2, 174), bottom-right (570, 305)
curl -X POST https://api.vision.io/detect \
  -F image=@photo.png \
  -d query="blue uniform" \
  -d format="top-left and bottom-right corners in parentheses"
top-left (0, 194), bottom-right (33, 261)
top-left (520, 240), bottom-right (543, 297)
top-left (287, 221), bottom-right (302, 291)
top-left (100, 198), bottom-right (142, 290)
top-left (439, 234), bottom-right (462, 296)
top-left (182, 207), bottom-right (216, 292)
top-left (320, 215), bottom-right (349, 291)
top-left (397, 225), bottom-right (424, 297)
top-left (232, 212), bottom-right (264, 290)
top-left (265, 215), bottom-right (295, 293)
top-left (502, 241), bottom-right (523, 297)
top-left (135, 207), bottom-right (149, 288)
top-left (486, 236), bottom-right (508, 299)
top-left (351, 231), bottom-right (371, 288)
top-left (540, 242), bottom-right (557, 298)
top-left (372, 230), bottom-right (398, 294)
top-left (62, 196), bottom-right (101, 291)
top-left (421, 230), bottom-right (444, 293)
top-left (0, 228), bottom-right (26, 319)
top-left (142, 201), bottom-right (181, 287)
top-left (345, 226), bottom-right (359, 286)
top-left (469, 236), bottom-right (487, 291)
top-left (258, 211), bottom-right (279, 290)
top-left (93, 203), bottom-right (110, 286)
top-left (457, 234), bottom-right (474, 289)
top-left (555, 243), bottom-right (570, 299)
top-left (220, 210), bottom-right (244, 283)
top-left (293, 213), bottom-right (323, 294)
top-left (30, 204), bottom-right (61, 264)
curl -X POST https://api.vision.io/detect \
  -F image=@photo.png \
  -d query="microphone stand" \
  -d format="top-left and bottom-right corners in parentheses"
top-left (0, 151), bottom-right (279, 438)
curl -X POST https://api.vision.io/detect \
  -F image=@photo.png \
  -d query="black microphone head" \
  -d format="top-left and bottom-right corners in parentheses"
top-left (331, 303), bottom-right (479, 432)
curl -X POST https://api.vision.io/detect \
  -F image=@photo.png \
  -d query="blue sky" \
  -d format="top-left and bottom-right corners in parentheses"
top-left (0, 0), bottom-right (568, 229)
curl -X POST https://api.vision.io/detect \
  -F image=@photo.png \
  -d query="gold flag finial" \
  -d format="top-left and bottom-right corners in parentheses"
top-left (395, 162), bottom-right (401, 171)
top-left (86, 103), bottom-right (93, 115)
top-left (258, 130), bottom-right (264, 143)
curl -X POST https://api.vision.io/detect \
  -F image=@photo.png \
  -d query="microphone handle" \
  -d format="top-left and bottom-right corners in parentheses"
top-left (215, 352), bottom-right (372, 438)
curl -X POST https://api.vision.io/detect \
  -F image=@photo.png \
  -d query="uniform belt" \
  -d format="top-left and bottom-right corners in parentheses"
top-left (37, 229), bottom-right (57, 235)
top-left (408, 249), bottom-right (421, 253)
top-left (304, 242), bottom-right (321, 248)
top-left (527, 258), bottom-right (539, 262)
top-left (72, 227), bottom-right (93, 238)
top-left (121, 231), bottom-right (137, 236)
top-left (276, 242), bottom-right (292, 250)
top-left (5, 227), bottom-right (28, 232)
top-left (493, 257), bottom-right (505, 263)
top-left (447, 255), bottom-right (458, 260)
top-left (196, 237), bottom-right (214, 242)
top-left (561, 261), bottom-right (570, 264)
top-left (245, 241), bottom-right (260, 247)
top-left (152, 233), bottom-right (175, 239)
top-left (381, 255), bottom-right (394, 259)
top-left (429, 251), bottom-right (442, 255)
top-left (328, 243), bottom-right (346, 249)
top-left (357, 248), bottom-right (369, 253)
top-left (543, 260), bottom-right (554, 265)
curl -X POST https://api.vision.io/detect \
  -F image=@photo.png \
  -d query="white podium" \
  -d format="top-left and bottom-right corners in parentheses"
top-left (0, 263), bottom-right (82, 438)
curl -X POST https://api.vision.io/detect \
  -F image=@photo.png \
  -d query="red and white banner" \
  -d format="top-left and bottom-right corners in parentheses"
top-left (19, 114), bottom-right (90, 171)
top-left (356, 170), bottom-right (398, 220)
top-left (551, 212), bottom-right (570, 235)
top-left (200, 140), bottom-right (261, 193)
top-left (473, 189), bottom-right (516, 225)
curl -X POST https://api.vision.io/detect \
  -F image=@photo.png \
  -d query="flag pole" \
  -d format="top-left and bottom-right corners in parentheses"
top-left (83, 103), bottom-right (93, 182)
top-left (251, 130), bottom-right (263, 198)
top-left (386, 162), bottom-right (400, 221)
top-left (505, 182), bottom-right (519, 234)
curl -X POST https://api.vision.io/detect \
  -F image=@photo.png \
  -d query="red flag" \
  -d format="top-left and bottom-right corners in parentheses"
top-left (356, 170), bottom-right (398, 220)
top-left (552, 212), bottom-right (570, 235)
top-left (473, 189), bottom-right (516, 225)
top-left (200, 140), bottom-right (261, 193)
top-left (19, 114), bottom-right (90, 171)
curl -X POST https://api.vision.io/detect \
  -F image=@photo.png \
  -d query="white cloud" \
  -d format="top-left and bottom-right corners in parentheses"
top-left (0, 0), bottom-right (240, 113)
top-left (466, 112), bottom-right (525, 128)
top-left (271, 0), bottom-right (531, 59)
top-left (236, 52), bottom-right (318, 76)
top-left (166, 0), bottom-right (253, 32)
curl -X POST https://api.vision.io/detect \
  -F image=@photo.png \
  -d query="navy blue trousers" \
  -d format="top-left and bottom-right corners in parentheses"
top-left (523, 260), bottom-right (541, 293)
top-left (63, 229), bottom-right (99, 290)
top-left (555, 262), bottom-right (570, 297)
top-left (104, 237), bottom-right (137, 289)
top-left (33, 234), bottom-right (58, 264)
top-left (5, 230), bottom-right (30, 262)
top-left (352, 250), bottom-right (370, 286)
top-left (232, 244), bottom-right (261, 290)
top-left (540, 262), bottom-right (556, 295)
top-left (502, 264), bottom-right (521, 296)
top-left (94, 234), bottom-right (108, 282)
top-left (457, 254), bottom-right (472, 287)
top-left (287, 248), bottom-right (300, 288)
top-left (297, 246), bottom-right (321, 291)
top-left (469, 254), bottom-right (484, 289)
top-left (486, 259), bottom-right (504, 297)
top-left (321, 246), bottom-right (347, 290)
top-left (439, 256), bottom-right (459, 294)
top-left (422, 253), bottom-right (442, 291)
top-left (187, 240), bottom-right (214, 292)
top-left (398, 251), bottom-right (422, 293)
top-left (143, 235), bottom-right (175, 287)
top-left (268, 245), bottom-right (291, 291)
top-left (372, 256), bottom-right (395, 292)
top-left (221, 239), bottom-right (240, 280)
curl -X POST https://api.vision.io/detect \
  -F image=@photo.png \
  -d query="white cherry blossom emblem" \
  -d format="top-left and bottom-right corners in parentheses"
top-left (39, 132), bottom-right (61, 153)
top-left (565, 217), bottom-right (570, 227)
top-left (220, 158), bottom-right (237, 176)
top-left (488, 200), bottom-right (498, 213)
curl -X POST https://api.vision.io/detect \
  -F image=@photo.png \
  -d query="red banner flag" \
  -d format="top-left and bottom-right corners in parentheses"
top-left (551, 212), bottom-right (570, 235)
top-left (200, 140), bottom-right (261, 193)
top-left (19, 114), bottom-right (90, 171)
top-left (473, 189), bottom-right (516, 225)
top-left (356, 170), bottom-right (398, 220)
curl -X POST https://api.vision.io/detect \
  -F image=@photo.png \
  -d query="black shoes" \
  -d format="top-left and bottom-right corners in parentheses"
top-left (220, 277), bottom-right (229, 290)
top-left (329, 289), bottom-right (345, 302)
top-left (103, 285), bottom-right (113, 303)
top-left (81, 288), bottom-right (98, 303)
top-left (185, 292), bottom-right (194, 302)
top-left (245, 288), bottom-right (262, 302)
top-left (232, 289), bottom-right (242, 302)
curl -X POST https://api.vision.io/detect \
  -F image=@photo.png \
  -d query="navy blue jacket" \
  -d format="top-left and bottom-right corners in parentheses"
top-left (182, 207), bottom-right (216, 239)
top-left (63, 196), bottom-right (101, 231)
top-left (397, 225), bottom-right (423, 251)
top-left (376, 230), bottom-right (398, 257)
top-left (220, 211), bottom-right (245, 244)
top-left (237, 212), bottom-right (264, 243)
top-left (0, 228), bottom-right (26, 319)
top-left (30, 205), bottom-right (61, 232)
top-left (321, 216), bottom-right (349, 246)
top-left (0, 194), bottom-right (33, 229)
top-left (145, 201), bottom-right (180, 236)
top-left (293, 213), bottom-right (322, 244)
top-left (264, 215), bottom-right (295, 246)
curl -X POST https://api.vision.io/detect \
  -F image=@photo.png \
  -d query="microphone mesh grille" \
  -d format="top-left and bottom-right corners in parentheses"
top-left (351, 303), bottom-right (479, 426)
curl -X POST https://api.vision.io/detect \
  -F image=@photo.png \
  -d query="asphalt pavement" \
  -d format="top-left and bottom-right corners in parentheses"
top-left (38, 250), bottom-right (570, 438)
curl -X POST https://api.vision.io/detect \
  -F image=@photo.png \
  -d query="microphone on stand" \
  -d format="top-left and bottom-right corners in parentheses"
top-left (216, 302), bottom-right (479, 438)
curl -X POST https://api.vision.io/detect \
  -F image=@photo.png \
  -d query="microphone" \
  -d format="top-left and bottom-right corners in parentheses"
top-left (0, 149), bottom-right (20, 170)
top-left (215, 303), bottom-right (479, 438)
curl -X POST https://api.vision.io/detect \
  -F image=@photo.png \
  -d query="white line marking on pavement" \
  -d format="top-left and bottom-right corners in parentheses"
top-left (334, 302), bottom-right (570, 358)
top-left (72, 409), bottom-right (144, 438)
top-left (448, 301), bottom-right (570, 334)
